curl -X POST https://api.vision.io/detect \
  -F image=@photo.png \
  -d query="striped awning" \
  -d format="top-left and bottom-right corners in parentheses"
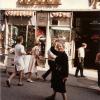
top-left (5, 10), bottom-right (33, 16)
top-left (50, 12), bottom-right (71, 18)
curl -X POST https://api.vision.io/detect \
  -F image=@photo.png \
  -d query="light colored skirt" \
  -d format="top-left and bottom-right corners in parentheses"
top-left (14, 56), bottom-right (25, 71)
top-left (28, 56), bottom-right (37, 73)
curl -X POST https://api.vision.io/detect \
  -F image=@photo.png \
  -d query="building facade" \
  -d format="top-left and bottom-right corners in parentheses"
top-left (1, 0), bottom-right (100, 68)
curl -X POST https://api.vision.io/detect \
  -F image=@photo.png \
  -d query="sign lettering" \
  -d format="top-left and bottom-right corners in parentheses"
top-left (18, 0), bottom-right (61, 5)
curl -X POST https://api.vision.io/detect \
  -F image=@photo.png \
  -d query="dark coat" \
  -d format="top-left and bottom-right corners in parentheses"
top-left (51, 50), bottom-right (69, 93)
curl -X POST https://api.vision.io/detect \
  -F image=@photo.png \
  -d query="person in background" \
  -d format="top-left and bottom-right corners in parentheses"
top-left (75, 43), bottom-right (87, 77)
top-left (40, 40), bottom-right (45, 56)
top-left (46, 42), bottom-right (69, 100)
top-left (95, 52), bottom-right (100, 89)
top-left (6, 36), bottom-right (26, 87)
top-left (27, 42), bottom-right (41, 82)
top-left (42, 39), bottom-right (58, 80)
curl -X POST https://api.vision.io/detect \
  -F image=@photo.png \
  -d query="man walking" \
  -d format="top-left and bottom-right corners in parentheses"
top-left (75, 43), bottom-right (87, 77)
top-left (42, 40), bottom-right (58, 80)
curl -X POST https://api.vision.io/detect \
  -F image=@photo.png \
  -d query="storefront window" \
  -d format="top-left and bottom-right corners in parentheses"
top-left (36, 27), bottom-right (46, 56)
top-left (27, 26), bottom-right (35, 53)
top-left (0, 10), bottom-right (5, 54)
top-left (50, 29), bottom-right (70, 42)
top-left (52, 18), bottom-right (58, 25)
top-left (7, 25), bottom-right (17, 48)
top-left (8, 25), bottom-right (35, 53)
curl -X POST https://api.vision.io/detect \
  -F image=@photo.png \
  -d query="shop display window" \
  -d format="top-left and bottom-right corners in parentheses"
top-left (51, 29), bottom-right (70, 43)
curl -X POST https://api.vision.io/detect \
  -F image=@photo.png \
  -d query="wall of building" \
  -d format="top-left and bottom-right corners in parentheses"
top-left (8, 17), bottom-right (30, 25)
top-left (0, 0), bottom-right (89, 10)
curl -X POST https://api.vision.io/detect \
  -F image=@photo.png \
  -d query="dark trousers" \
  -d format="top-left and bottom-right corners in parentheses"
top-left (98, 69), bottom-right (100, 87)
top-left (75, 57), bottom-right (84, 77)
top-left (42, 60), bottom-right (55, 79)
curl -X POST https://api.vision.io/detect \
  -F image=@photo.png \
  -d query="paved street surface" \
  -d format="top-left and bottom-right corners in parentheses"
top-left (0, 69), bottom-right (100, 100)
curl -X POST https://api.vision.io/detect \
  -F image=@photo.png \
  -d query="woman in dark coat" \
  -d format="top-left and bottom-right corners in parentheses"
top-left (46, 43), bottom-right (69, 100)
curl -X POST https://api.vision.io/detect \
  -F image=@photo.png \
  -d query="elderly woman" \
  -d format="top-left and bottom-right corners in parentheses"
top-left (46, 42), bottom-right (69, 100)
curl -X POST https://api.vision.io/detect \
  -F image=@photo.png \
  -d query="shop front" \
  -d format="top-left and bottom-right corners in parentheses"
top-left (35, 11), bottom-right (74, 67)
top-left (0, 10), bottom-right (5, 62)
top-left (73, 11), bottom-right (100, 69)
top-left (49, 12), bottom-right (75, 60)
top-left (1, 0), bottom-right (90, 68)
top-left (4, 10), bottom-right (74, 68)
top-left (4, 10), bottom-right (35, 51)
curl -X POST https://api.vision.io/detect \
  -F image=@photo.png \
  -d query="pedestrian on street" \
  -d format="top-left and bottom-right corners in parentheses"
top-left (27, 42), bottom-right (41, 82)
top-left (42, 39), bottom-right (58, 80)
top-left (95, 52), bottom-right (100, 88)
top-left (75, 43), bottom-right (87, 77)
top-left (6, 36), bottom-right (26, 87)
top-left (46, 42), bottom-right (69, 100)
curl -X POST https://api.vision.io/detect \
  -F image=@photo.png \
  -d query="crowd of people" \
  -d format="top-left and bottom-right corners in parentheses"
top-left (6, 35), bottom-right (100, 100)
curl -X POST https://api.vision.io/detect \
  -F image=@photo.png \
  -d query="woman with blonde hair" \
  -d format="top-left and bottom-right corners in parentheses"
top-left (46, 42), bottom-right (69, 100)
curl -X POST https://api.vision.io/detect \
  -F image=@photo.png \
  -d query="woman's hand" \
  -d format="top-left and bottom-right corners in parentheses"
top-left (63, 77), bottom-right (68, 82)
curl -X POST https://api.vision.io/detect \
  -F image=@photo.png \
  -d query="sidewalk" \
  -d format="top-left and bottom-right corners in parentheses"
top-left (38, 62), bottom-right (98, 81)
top-left (0, 62), bottom-right (6, 69)
top-left (69, 67), bottom-right (98, 81)
top-left (0, 61), bottom-right (98, 81)
top-left (0, 61), bottom-right (99, 91)
top-left (38, 64), bottom-right (99, 91)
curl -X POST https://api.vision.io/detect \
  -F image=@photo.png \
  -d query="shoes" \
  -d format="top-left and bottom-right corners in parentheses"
top-left (45, 95), bottom-right (55, 100)
top-left (75, 75), bottom-right (79, 78)
top-left (18, 83), bottom-right (23, 86)
top-left (6, 80), bottom-right (11, 87)
top-left (36, 75), bottom-right (40, 79)
top-left (27, 79), bottom-right (34, 83)
top-left (81, 75), bottom-right (86, 77)
top-left (42, 75), bottom-right (46, 81)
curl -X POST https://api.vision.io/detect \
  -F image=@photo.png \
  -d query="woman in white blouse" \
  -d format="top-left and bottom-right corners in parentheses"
top-left (6, 36), bottom-right (26, 87)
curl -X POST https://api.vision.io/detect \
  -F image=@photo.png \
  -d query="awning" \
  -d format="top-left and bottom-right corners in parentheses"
top-left (50, 12), bottom-right (71, 18)
top-left (5, 10), bottom-right (33, 16)
top-left (51, 26), bottom-right (71, 31)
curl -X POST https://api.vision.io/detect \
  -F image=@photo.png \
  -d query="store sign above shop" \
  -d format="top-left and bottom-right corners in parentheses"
top-left (18, 0), bottom-right (61, 5)
top-left (37, 13), bottom-right (48, 26)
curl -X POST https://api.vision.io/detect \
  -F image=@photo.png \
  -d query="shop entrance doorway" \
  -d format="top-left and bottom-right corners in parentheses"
top-left (73, 11), bottom-right (100, 69)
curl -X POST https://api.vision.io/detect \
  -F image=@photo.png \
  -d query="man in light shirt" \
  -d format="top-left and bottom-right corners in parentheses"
top-left (42, 40), bottom-right (58, 80)
top-left (75, 43), bottom-right (87, 77)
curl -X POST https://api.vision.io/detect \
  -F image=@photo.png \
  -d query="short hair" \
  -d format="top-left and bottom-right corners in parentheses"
top-left (82, 43), bottom-right (87, 46)
top-left (16, 36), bottom-right (23, 43)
